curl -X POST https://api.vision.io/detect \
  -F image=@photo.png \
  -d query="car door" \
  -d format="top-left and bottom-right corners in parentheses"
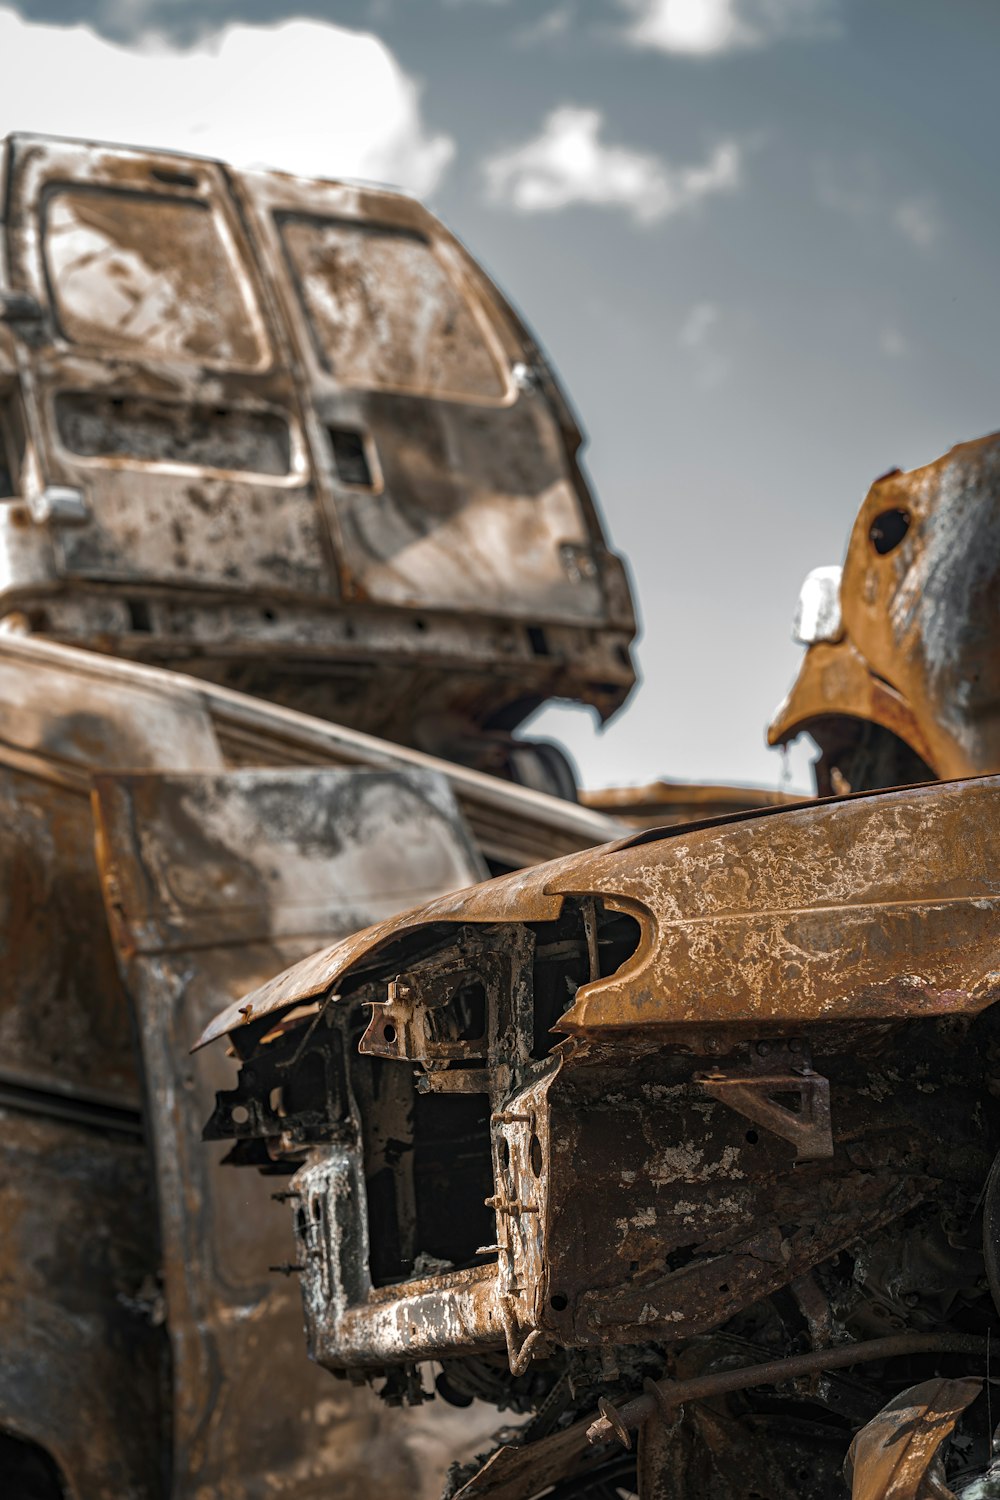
top-left (3, 135), bottom-right (336, 602)
top-left (239, 168), bottom-right (625, 626)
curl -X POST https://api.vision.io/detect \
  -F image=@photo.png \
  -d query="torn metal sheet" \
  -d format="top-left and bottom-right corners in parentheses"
top-left (845, 1377), bottom-right (982, 1499)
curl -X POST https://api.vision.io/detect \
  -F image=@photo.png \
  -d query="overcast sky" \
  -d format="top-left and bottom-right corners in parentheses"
top-left (3, 0), bottom-right (998, 793)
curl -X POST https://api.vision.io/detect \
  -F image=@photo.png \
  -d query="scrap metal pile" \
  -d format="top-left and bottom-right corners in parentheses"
top-left (0, 132), bottom-right (997, 1500)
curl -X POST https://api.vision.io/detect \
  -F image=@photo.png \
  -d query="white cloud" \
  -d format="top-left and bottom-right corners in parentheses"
top-left (622, 0), bottom-right (837, 55)
top-left (816, 159), bottom-right (942, 255)
top-left (678, 301), bottom-right (718, 347)
top-left (0, 8), bottom-right (454, 196)
top-left (893, 197), bottom-right (940, 249)
top-left (514, 4), bottom-right (575, 46)
top-left (879, 326), bottom-right (909, 359)
top-left (484, 107), bottom-right (740, 224)
top-left (678, 300), bottom-right (731, 386)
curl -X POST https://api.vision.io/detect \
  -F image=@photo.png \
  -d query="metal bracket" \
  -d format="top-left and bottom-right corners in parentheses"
top-left (698, 1044), bottom-right (833, 1160)
top-left (29, 485), bottom-right (90, 526)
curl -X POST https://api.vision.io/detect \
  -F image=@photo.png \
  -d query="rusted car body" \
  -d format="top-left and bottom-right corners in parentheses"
top-left (769, 432), bottom-right (1000, 794)
top-left (0, 132), bottom-right (643, 1498)
top-left (0, 131), bottom-right (635, 794)
top-left (0, 627), bottom-right (636, 1499)
top-left (201, 774), bottom-right (1000, 1498)
top-left (581, 778), bottom-right (797, 828)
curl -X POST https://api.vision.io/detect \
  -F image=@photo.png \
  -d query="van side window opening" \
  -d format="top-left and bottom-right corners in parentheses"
top-left (43, 188), bottom-right (268, 369)
top-left (0, 395), bottom-right (25, 499)
top-left (0, 420), bottom-right (13, 497)
top-left (279, 215), bottom-right (507, 400)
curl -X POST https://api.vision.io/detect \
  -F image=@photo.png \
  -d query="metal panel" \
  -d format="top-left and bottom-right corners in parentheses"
top-left (770, 431), bottom-right (1000, 790)
top-left (92, 767), bottom-right (487, 1500)
top-left (240, 167), bottom-right (626, 629)
top-left (0, 1108), bottom-right (164, 1500)
top-left (3, 135), bottom-right (333, 599)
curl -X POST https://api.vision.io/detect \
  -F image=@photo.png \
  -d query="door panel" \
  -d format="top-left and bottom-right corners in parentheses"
top-left (4, 136), bottom-right (335, 599)
top-left (93, 766), bottom-right (486, 1500)
top-left (243, 170), bottom-right (609, 624)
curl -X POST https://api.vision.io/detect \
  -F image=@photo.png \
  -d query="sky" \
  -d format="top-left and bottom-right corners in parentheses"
top-left (2, 0), bottom-right (998, 794)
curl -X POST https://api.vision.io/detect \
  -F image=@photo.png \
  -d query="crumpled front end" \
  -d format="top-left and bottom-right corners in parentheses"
top-left (200, 778), bottom-right (1000, 1497)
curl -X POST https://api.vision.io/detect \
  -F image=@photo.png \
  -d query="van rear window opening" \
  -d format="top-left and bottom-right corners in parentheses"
top-left (42, 186), bottom-right (268, 369)
top-left (279, 214), bottom-right (507, 401)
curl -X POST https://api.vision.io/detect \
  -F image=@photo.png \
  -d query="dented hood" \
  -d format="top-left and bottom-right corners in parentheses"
top-left (196, 776), bottom-right (1000, 1051)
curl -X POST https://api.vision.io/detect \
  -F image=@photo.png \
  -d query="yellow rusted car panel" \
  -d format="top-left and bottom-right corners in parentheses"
top-left (199, 776), bottom-right (1000, 1049)
top-left (770, 432), bottom-right (1000, 793)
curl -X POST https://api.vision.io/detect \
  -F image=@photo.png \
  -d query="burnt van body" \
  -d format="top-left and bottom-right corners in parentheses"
top-left (0, 133), bottom-right (637, 1499)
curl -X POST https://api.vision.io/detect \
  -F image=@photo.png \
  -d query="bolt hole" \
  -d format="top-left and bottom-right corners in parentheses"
top-left (530, 1135), bottom-right (543, 1177)
top-left (126, 598), bottom-right (153, 633)
top-left (869, 507), bottom-right (911, 555)
top-left (718, 1282), bottom-right (730, 1294)
top-left (499, 1137), bottom-right (511, 1171)
top-left (231, 1104), bottom-right (249, 1125)
top-left (745, 1129), bottom-right (759, 1144)
top-left (413, 617), bottom-right (427, 632)
top-left (261, 607), bottom-right (276, 623)
top-left (550, 1293), bottom-right (568, 1312)
top-left (382, 1023), bottom-right (396, 1045)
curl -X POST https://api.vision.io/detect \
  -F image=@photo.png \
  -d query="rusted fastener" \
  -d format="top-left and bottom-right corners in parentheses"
top-left (270, 1189), bottom-right (300, 1204)
top-left (642, 1376), bottom-right (674, 1422)
top-left (239, 1003), bottom-right (254, 1020)
top-left (492, 1111), bottom-right (533, 1125)
top-left (585, 1332), bottom-right (989, 1447)
top-left (485, 1195), bottom-right (539, 1215)
top-left (268, 1262), bottom-right (303, 1276)
top-left (596, 1397), bottom-right (632, 1451)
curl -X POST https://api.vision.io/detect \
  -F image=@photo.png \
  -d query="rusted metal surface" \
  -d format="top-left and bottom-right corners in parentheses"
top-left (580, 779), bottom-right (800, 829)
top-left (0, 1107), bottom-right (165, 1499)
top-left (200, 775), bottom-right (1000, 1046)
top-left (0, 622), bottom-right (613, 1497)
top-left (586, 1336), bottom-right (988, 1446)
top-left (0, 631), bottom-right (626, 870)
top-left (770, 432), bottom-right (1000, 794)
top-left (0, 132), bottom-right (636, 791)
top-left (92, 765), bottom-right (494, 1499)
top-left (203, 775), bottom-right (1000, 1497)
top-left (845, 1377), bottom-right (982, 1498)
